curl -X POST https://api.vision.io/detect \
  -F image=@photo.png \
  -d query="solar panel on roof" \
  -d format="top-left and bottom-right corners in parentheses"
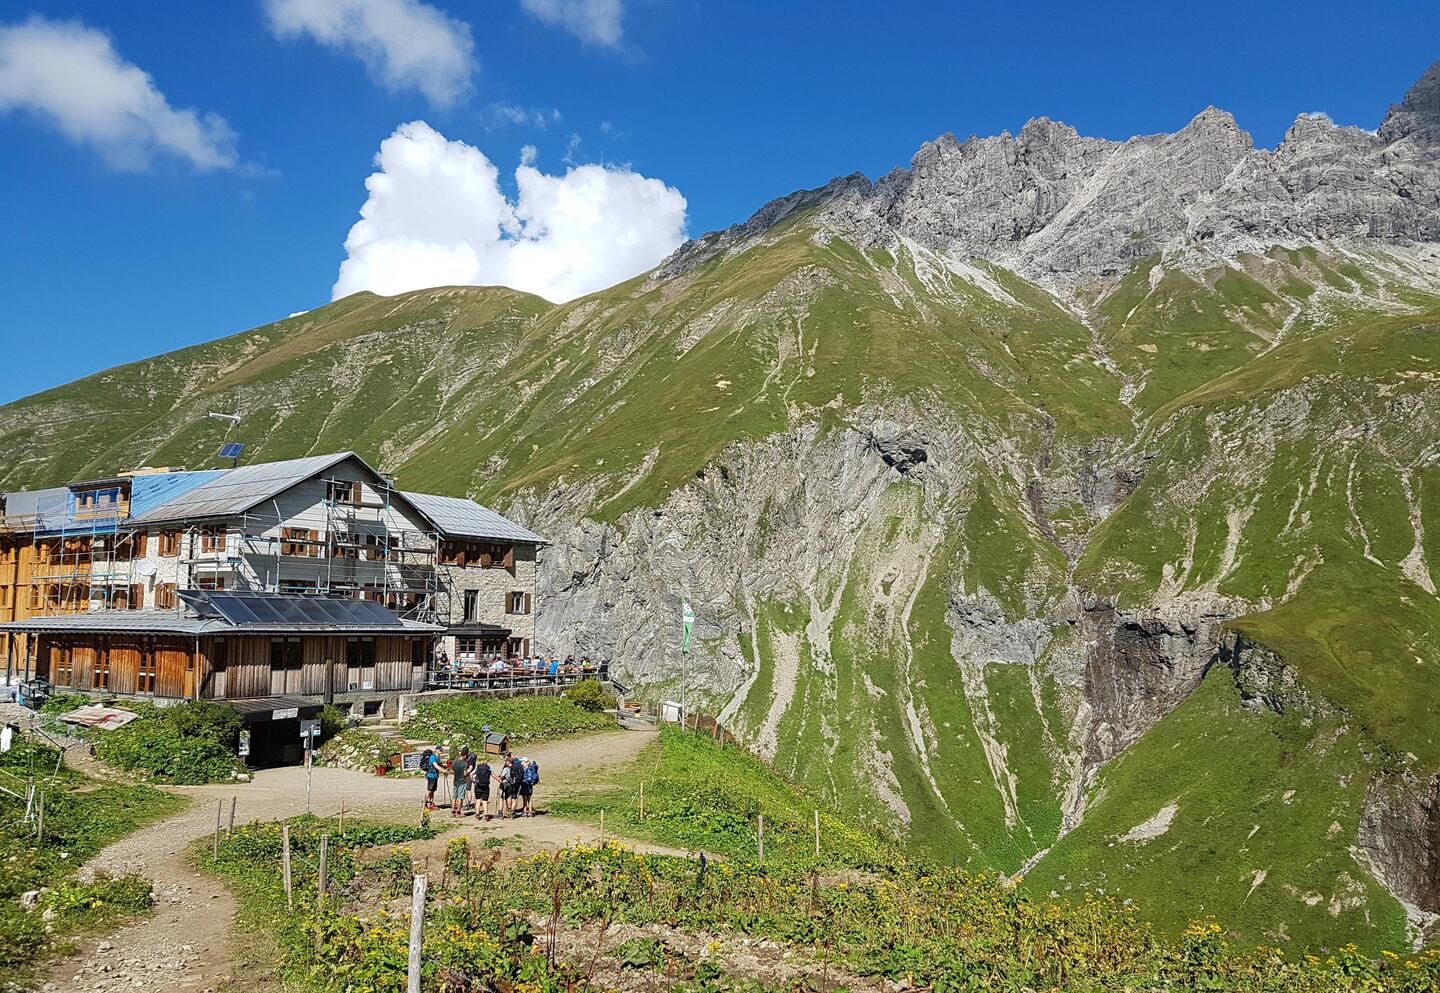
top-left (189, 591), bottom-right (403, 628)
top-left (219, 442), bottom-right (245, 459)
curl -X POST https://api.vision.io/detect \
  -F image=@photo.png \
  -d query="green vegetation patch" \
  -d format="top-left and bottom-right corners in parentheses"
top-left (403, 694), bottom-right (616, 751)
top-left (200, 805), bottom-right (1440, 992)
top-left (72, 699), bottom-right (246, 784)
top-left (0, 738), bottom-right (186, 982)
top-left (549, 725), bottom-right (893, 870)
top-left (1023, 668), bottom-right (1408, 953)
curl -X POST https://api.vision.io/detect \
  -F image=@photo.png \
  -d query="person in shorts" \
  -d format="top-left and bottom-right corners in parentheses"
top-left (508, 754), bottom-right (525, 817)
top-left (519, 756), bottom-right (538, 816)
top-left (474, 756), bottom-right (492, 820)
top-left (420, 748), bottom-right (440, 810)
top-left (497, 756), bottom-right (512, 817)
top-left (450, 747), bottom-right (472, 817)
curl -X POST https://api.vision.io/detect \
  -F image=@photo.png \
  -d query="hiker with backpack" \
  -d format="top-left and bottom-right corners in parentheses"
top-left (520, 756), bottom-right (540, 816)
top-left (420, 748), bottom-right (440, 810)
top-left (497, 754), bottom-right (513, 817)
top-left (474, 755), bottom-right (493, 820)
top-left (508, 754), bottom-right (525, 817)
top-left (450, 746), bottom-right (473, 817)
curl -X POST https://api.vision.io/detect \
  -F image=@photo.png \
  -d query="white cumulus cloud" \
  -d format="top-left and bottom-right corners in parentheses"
top-left (264, 0), bottom-right (475, 108)
top-left (520, 0), bottom-right (624, 49)
top-left (0, 15), bottom-right (239, 171)
top-left (333, 120), bottom-right (686, 303)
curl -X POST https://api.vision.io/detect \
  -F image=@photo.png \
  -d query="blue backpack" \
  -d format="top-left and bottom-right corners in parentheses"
top-left (523, 761), bottom-right (539, 786)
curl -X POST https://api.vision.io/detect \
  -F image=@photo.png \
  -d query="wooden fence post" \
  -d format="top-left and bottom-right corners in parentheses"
top-left (282, 823), bottom-right (293, 910)
top-left (814, 809), bottom-right (821, 858)
top-left (213, 799), bottom-right (222, 856)
top-left (638, 782), bottom-right (645, 821)
top-left (599, 809), bottom-right (605, 844)
top-left (318, 835), bottom-right (330, 899)
top-left (407, 874), bottom-right (427, 993)
top-left (339, 799), bottom-right (346, 835)
top-left (758, 814), bottom-right (765, 863)
top-left (35, 790), bottom-right (44, 841)
top-left (228, 795), bottom-right (237, 836)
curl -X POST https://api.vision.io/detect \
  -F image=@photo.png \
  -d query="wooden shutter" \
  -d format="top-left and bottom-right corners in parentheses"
top-left (523, 593), bottom-right (532, 615)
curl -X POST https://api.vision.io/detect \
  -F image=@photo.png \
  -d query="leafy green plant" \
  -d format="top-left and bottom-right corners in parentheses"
top-left (40, 873), bottom-right (154, 927)
top-left (318, 704), bottom-right (349, 740)
top-left (563, 678), bottom-right (615, 713)
top-left (94, 701), bottom-right (244, 784)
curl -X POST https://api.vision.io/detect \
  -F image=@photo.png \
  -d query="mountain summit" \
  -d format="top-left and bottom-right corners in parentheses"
top-left (665, 60), bottom-right (1440, 287)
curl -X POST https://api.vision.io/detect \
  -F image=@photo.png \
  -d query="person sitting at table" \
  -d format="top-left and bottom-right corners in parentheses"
top-left (488, 657), bottom-right (507, 675)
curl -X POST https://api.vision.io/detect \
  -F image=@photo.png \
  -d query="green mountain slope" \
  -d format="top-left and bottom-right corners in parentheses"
top-left (3, 227), bottom-right (1440, 953)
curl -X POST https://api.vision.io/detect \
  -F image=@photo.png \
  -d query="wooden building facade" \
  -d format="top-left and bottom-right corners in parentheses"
top-left (3, 592), bottom-right (440, 704)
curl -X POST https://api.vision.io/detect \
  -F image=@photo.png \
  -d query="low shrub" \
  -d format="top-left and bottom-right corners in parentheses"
top-left (318, 704), bottom-right (349, 740)
top-left (38, 691), bottom-right (93, 717)
top-left (562, 678), bottom-right (615, 713)
top-left (95, 701), bottom-right (245, 784)
top-left (40, 873), bottom-right (154, 927)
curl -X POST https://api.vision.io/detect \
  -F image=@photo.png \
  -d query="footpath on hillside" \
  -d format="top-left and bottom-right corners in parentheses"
top-left (39, 727), bottom-right (660, 993)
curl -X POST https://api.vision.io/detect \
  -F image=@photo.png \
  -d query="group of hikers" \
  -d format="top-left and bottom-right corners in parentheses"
top-left (419, 744), bottom-right (540, 819)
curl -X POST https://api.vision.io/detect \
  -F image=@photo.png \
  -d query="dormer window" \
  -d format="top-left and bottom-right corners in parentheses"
top-left (327, 479), bottom-right (362, 505)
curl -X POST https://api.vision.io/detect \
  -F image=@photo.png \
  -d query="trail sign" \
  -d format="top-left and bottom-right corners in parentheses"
top-left (300, 719), bottom-right (322, 739)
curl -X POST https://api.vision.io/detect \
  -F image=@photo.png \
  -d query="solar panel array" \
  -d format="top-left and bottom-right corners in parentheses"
top-left (201, 592), bottom-right (404, 627)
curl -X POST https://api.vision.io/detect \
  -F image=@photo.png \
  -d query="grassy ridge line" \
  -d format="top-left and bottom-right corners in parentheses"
top-left (0, 739), bottom-right (187, 983)
top-left (549, 725), bottom-right (895, 870)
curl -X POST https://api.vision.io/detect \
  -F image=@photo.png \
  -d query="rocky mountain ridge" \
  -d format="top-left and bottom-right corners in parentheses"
top-left (662, 60), bottom-right (1440, 291)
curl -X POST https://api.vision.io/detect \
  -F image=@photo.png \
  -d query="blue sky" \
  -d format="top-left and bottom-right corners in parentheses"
top-left (1, 0), bottom-right (1437, 404)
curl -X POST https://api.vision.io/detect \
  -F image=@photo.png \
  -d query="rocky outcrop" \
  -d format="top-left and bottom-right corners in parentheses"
top-left (1360, 772), bottom-right (1440, 947)
top-left (1075, 602), bottom-right (1229, 768)
top-left (660, 61), bottom-right (1440, 289)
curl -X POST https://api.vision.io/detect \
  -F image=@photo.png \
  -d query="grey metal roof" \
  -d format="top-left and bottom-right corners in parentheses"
top-left (401, 491), bottom-right (547, 544)
top-left (129, 452), bottom-right (360, 524)
top-left (230, 696), bottom-right (326, 719)
top-left (0, 612), bottom-right (219, 635)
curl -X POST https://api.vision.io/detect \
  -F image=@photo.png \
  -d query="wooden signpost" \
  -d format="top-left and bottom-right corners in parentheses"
top-left (281, 823), bottom-right (293, 909)
top-left (407, 875), bottom-right (427, 993)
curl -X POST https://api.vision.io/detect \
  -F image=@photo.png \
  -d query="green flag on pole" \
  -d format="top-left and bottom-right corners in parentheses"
top-left (681, 599), bottom-right (695, 654)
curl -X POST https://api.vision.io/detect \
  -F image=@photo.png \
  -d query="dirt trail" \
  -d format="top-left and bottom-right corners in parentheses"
top-left (39, 727), bottom-right (658, 993)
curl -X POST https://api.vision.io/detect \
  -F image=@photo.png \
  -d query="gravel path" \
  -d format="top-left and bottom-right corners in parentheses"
top-left (38, 727), bottom-right (659, 993)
